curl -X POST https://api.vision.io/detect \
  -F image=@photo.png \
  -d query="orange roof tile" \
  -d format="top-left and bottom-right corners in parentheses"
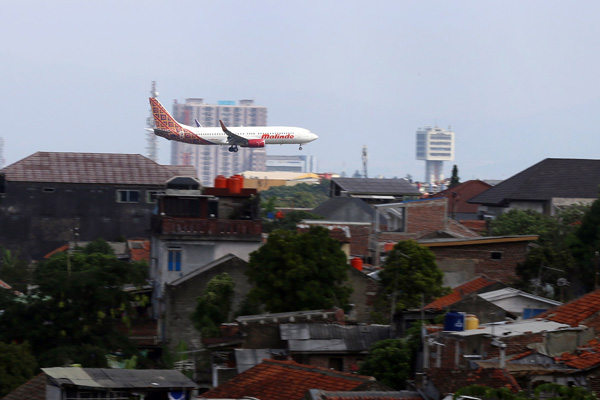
top-left (423, 276), bottom-right (499, 311)
top-left (127, 240), bottom-right (150, 262)
top-left (201, 359), bottom-right (374, 400)
top-left (555, 339), bottom-right (600, 370)
top-left (537, 289), bottom-right (600, 327)
top-left (428, 367), bottom-right (521, 394)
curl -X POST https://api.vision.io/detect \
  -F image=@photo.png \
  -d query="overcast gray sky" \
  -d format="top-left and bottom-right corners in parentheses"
top-left (2, 1), bottom-right (600, 181)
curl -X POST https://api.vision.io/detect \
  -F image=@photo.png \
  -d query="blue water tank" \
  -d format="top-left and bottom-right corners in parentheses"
top-left (444, 311), bottom-right (465, 331)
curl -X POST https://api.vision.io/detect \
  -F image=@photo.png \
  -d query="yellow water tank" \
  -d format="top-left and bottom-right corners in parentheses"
top-left (465, 314), bottom-right (479, 330)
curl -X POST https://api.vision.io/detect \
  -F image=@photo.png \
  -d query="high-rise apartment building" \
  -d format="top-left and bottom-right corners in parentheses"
top-left (170, 98), bottom-right (268, 186)
top-left (416, 126), bottom-right (455, 185)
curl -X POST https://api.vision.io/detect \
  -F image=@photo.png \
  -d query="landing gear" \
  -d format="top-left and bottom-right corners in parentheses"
top-left (299, 145), bottom-right (303, 150)
top-left (228, 145), bottom-right (239, 152)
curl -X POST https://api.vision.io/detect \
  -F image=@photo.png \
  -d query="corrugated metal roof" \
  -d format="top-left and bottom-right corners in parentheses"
top-left (1, 152), bottom-right (196, 185)
top-left (478, 287), bottom-right (562, 306)
top-left (42, 367), bottom-right (197, 389)
top-left (332, 178), bottom-right (420, 196)
top-left (281, 323), bottom-right (391, 352)
top-left (447, 319), bottom-right (574, 338)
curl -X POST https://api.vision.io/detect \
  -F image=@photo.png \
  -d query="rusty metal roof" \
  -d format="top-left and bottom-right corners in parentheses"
top-left (1, 152), bottom-right (196, 185)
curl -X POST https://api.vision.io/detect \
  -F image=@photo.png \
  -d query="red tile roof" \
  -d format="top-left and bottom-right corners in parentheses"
top-left (427, 367), bottom-right (521, 394)
top-left (537, 288), bottom-right (600, 327)
top-left (423, 276), bottom-right (499, 311)
top-left (2, 373), bottom-right (46, 400)
top-left (2, 151), bottom-right (196, 185)
top-left (555, 339), bottom-right (600, 370)
top-left (201, 359), bottom-right (375, 400)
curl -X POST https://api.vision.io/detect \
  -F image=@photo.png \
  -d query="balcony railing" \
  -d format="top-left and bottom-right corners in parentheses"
top-left (159, 217), bottom-right (262, 239)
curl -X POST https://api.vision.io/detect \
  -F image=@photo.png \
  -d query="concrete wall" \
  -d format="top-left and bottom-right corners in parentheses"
top-left (0, 181), bottom-right (161, 259)
top-left (163, 256), bottom-right (252, 352)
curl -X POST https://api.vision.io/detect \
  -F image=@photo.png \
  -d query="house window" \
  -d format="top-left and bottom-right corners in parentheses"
top-left (117, 190), bottom-right (140, 203)
top-left (491, 251), bottom-right (503, 260)
top-left (147, 190), bottom-right (161, 203)
top-left (168, 249), bottom-right (182, 271)
top-left (328, 357), bottom-right (344, 371)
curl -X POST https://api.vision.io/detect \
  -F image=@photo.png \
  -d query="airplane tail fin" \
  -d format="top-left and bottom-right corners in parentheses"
top-left (149, 97), bottom-right (186, 135)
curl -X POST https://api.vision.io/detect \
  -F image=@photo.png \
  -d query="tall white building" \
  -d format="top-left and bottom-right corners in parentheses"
top-left (416, 126), bottom-right (455, 185)
top-left (170, 98), bottom-right (268, 186)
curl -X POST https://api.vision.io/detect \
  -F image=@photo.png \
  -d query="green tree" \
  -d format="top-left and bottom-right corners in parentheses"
top-left (0, 342), bottom-right (36, 397)
top-left (449, 165), bottom-right (460, 188)
top-left (535, 383), bottom-right (597, 400)
top-left (453, 383), bottom-right (596, 400)
top-left (490, 209), bottom-right (558, 244)
top-left (491, 206), bottom-right (589, 296)
top-left (569, 198), bottom-right (600, 291)
top-left (0, 247), bottom-right (32, 294)
top-left (191, 273), bottom-right (235, 338)
top-left (246, 226), bottom-right (352, 312)
top-left (260, 181), bottom-right (330, 209)
top-left (359, 339), bottom-right (412, 389)
top-left (375, 241), bottom-right (449, 319)
top-left (0, 239), bottom-right (147, 367)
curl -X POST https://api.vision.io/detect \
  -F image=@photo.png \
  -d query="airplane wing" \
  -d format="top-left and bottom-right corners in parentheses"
top-left (219, 120), bottom-right (249, 146)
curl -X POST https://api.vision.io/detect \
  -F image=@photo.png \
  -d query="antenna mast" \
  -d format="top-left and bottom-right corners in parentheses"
top-left (146, 81), bottom-right (159, 162)
top-left (362, 145), bottom-right (368, 178)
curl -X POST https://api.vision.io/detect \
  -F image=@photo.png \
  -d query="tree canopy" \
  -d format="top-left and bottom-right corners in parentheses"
top-left (449, 165), bottom-right (460, 188)
top-left (490, 205), bottom-right (591, 297)
top-left (259, 180), bottom-right (330, 209)
top-left (191, 273), bottom-right (235, 338)
top-left (246, 226), bottom-right (352, 313)
top-left (0, 239), bottom-right (148, 368)
top-left (375, 240), bottom-right (449, 319)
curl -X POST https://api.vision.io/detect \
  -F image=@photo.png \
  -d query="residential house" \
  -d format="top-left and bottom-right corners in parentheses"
top-left (329, 177), bottom-right (421, 205)
top-left (430, 180), bottom-right (493, 221)
top-left (418, 235), bottom-right (539, 286)
top-left (422, 277), bottom-right (560, 320)
top-left (421, 289), bottom-right (600, 396)
top-left (430, 180), bottom-right (493, 234)
top-left (3, 368), bottom-right (197, 400)
top-left (468, 158), bottom-right (600, 218)
top-left (162, 254), bottom-right (253, 353)
top-left (149, 176), bottom-right (262, 330)
top-left (281, 322), bottom-right (391, 373)
top-left (200, 359), bottom-right (386, 400)
top-left (0, 151), bottom-right (195, 260)
top-left (310, 197), bottom-right (481, 265)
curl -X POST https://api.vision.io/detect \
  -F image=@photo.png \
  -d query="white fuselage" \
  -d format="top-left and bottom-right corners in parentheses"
top-left (184, 124), bottom-right (317, 145)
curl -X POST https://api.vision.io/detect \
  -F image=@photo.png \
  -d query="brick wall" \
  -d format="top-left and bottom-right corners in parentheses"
top-left (426, 241), bottom-right (530, 283)
top-left (404, 198), bottom-right (448, 236)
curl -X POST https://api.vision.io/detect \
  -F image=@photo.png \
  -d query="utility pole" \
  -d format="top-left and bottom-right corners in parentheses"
top-left (362, 145), bottom-right (368, 179)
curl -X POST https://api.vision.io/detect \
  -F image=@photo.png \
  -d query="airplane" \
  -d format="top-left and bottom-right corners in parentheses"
top-left (148, 97), bottom-right (318, 152)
